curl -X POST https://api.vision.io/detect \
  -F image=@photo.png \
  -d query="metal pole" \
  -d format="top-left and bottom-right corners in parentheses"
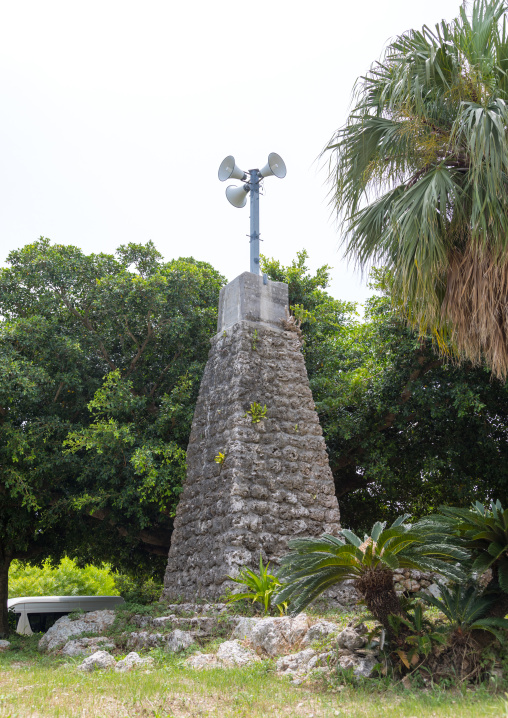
top-left (249, 169), bottom-right (260, 274)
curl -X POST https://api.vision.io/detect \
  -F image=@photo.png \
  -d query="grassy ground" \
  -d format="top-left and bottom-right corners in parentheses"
top-left (0, 641), bottom-right (506, 718)
top-left (0, 605), bottom-right (506, 718)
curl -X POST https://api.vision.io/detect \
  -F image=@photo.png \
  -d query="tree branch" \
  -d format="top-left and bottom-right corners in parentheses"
top-left (53, 381), bottom-right (64, 403)
top-left (148, 352), bottom-right (181, 398)
top-left (124, 316), bottom-right (154, 377)
top-left (57, 292), bottom-right (117, 371)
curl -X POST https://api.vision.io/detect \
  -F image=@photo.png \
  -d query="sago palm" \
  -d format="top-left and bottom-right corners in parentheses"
top-left (324, 0), bottom-right (508, 379)
top-left (275, 516), bottom-right (467, 634)
top-left (421, 500), bottom-right (508, 617)
top-left (420, 582), bottom-right (508, 642)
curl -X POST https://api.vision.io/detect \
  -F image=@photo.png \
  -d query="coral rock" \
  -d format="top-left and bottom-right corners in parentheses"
top-left (77, 650), bottom-right (116, 672)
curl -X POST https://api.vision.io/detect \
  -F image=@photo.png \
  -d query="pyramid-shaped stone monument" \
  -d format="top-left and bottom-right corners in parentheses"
top-left (162, 272), bottom-right (341, 601)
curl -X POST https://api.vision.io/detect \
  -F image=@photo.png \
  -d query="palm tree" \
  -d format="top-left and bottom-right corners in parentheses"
top-left (275, 516), bottom-right (467, 635)
top-left (324, 0), bottom-right (508, 379)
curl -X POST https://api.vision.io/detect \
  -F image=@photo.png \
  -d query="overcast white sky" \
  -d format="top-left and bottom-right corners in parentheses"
top-left (1, 0), bottom-right (462, 304)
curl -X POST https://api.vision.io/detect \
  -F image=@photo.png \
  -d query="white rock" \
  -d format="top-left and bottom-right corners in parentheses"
top-left (330, 581), bottom-right (359, 607)
top-left (232, 614), bottom-right (309, 656)
top-left (307, 651), bottom-right (334, 671)
top-left (425, 583), bottom-right (442, 598)
top-left (131, 615), bottom-right (154, 628)
top-left (302, 621), bottom-right (339, 647)
top-left (127, 629), bottom-right (194, 652)
top-left (216, 640), bottom-right (261, 667)
top-left (338, 653), bottom-right (378, 678)
top-left (165, 629), bottom-right (194, 652)
top-left (115, 652), bottom-right (154, 673)
top-left (185, 652), bottom-right (218, 670)
top-left (165, 603), bottom-right (227, 615)
top-left (38, 610), bottom-right (116, 653)
top-left (184, 641), bottom-right (260, 670)
top-left (77, 650), bottom-right (116, 672)
top-left (276, 648), bottom-right (334, 677)
top-left (61, 637), bottom-right (115, 657)
top-left (336, 627), bottom-right (366, 651)
top-left (0, 640), bottom-right (10, 650)
top-left (152, 615), bottom-right (213, 631)
top-left (276, 648), bottom-right (317, 674)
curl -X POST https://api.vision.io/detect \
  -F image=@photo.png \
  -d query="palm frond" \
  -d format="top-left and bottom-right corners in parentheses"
top-left (323, 0), bottom-right (508, 378)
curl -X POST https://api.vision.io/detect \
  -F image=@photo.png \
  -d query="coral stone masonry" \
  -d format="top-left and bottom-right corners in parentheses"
top-left (162, 272), bottom-right (341, 601)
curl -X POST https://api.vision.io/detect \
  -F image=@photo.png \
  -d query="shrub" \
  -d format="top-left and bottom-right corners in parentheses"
top-left (112, 574), bottom-right (163, 605)
top-left (8, 558), bottom-right (118, 597)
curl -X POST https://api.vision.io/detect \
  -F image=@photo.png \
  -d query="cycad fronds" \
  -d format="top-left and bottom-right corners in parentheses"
top-left (420, 582), bottom-right (508, 641)
top-left (276, 517), bottom-right (468, 626)
top-left (324, 0), bottom-right (508, 379)
top-left (431, 500), bottom-right (508, 592)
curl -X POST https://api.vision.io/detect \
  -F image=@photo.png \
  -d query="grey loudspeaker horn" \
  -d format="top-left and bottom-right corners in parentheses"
top-left (218, 155), bottom-right (247, 182)
top-left (259, 152), bottom-right (287, 179)
top-left (226, 184), bottom-right (250, 208)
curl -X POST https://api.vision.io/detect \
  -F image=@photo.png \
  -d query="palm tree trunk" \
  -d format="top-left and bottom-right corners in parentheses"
top-left (355, 569), bottom-right (407, 636)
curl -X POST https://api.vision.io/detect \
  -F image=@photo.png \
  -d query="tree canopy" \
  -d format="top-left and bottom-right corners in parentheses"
top-left (262, 252), bottom-right (508, 532)
top-left (324, 0), bottom-right (508, 379)
top-left (0, 238), bottom-right (225, 635)
top-left (2, 239), bottom-right (507, 636)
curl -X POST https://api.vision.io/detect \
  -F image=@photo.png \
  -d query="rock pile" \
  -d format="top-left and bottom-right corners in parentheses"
top-left (393, 569), bottom-right (442, 596)
top-left (34, 605), bottom-right (378, 683)
top-left (184, 613), bottom-right (378, 680)
top-left (231, 614), bottom-right (310, 656)
top-left (76, 650), bottom-right (153, 673)
top-left (187, 640), bottom-right (261, 670)
top-left (126, 628), bottom-right (194, 653)
top-left (61, 637), bottom-right (116, 657)
top-left (38, 610), bottom-right (116, 653)
top-left (115, 652), bottom-right (154, 673)
top-left (77, 650), bottom-right (116, 672)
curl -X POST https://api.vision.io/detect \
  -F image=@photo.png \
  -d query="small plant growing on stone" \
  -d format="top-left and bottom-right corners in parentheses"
top-left (251, 329), bottom-right (259, 351)
top-left (226, 554), bottom-right (287, 616)
top-left (244, 402), bottom-right (267, 424)
top-left (214, 452), bottom-right (226, 465)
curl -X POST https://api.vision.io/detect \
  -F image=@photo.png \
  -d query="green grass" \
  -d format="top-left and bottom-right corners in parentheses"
top-left (0, 603), bottom-right (506, 717)
top-left (0, 639), bottom-right (505, 718)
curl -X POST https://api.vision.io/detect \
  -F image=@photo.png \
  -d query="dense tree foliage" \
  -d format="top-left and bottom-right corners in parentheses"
top-left (0, 238), bottom-right (225, 634)
top-left (2, 239), bottom-right (507, 636)
top-left (262, 253), bottom-right (508, 532)
top-left (324, 0), bottom-right (508, 379)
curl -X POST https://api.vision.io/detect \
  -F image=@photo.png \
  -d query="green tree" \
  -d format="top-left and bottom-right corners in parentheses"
top-left (262, 253), bottom-right (508, 532)
top-left (324, 0), bottom-right (508, 379)
top-left (0, 238), bottom-right (225, 635)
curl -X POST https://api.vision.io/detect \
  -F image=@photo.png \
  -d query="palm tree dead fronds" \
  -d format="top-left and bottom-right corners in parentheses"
top-left (443, 246), bottom-right (508, 380)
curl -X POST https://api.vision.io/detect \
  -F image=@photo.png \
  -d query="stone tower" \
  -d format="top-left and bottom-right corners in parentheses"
top-left (162, 272), bottom-right (340, 601)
